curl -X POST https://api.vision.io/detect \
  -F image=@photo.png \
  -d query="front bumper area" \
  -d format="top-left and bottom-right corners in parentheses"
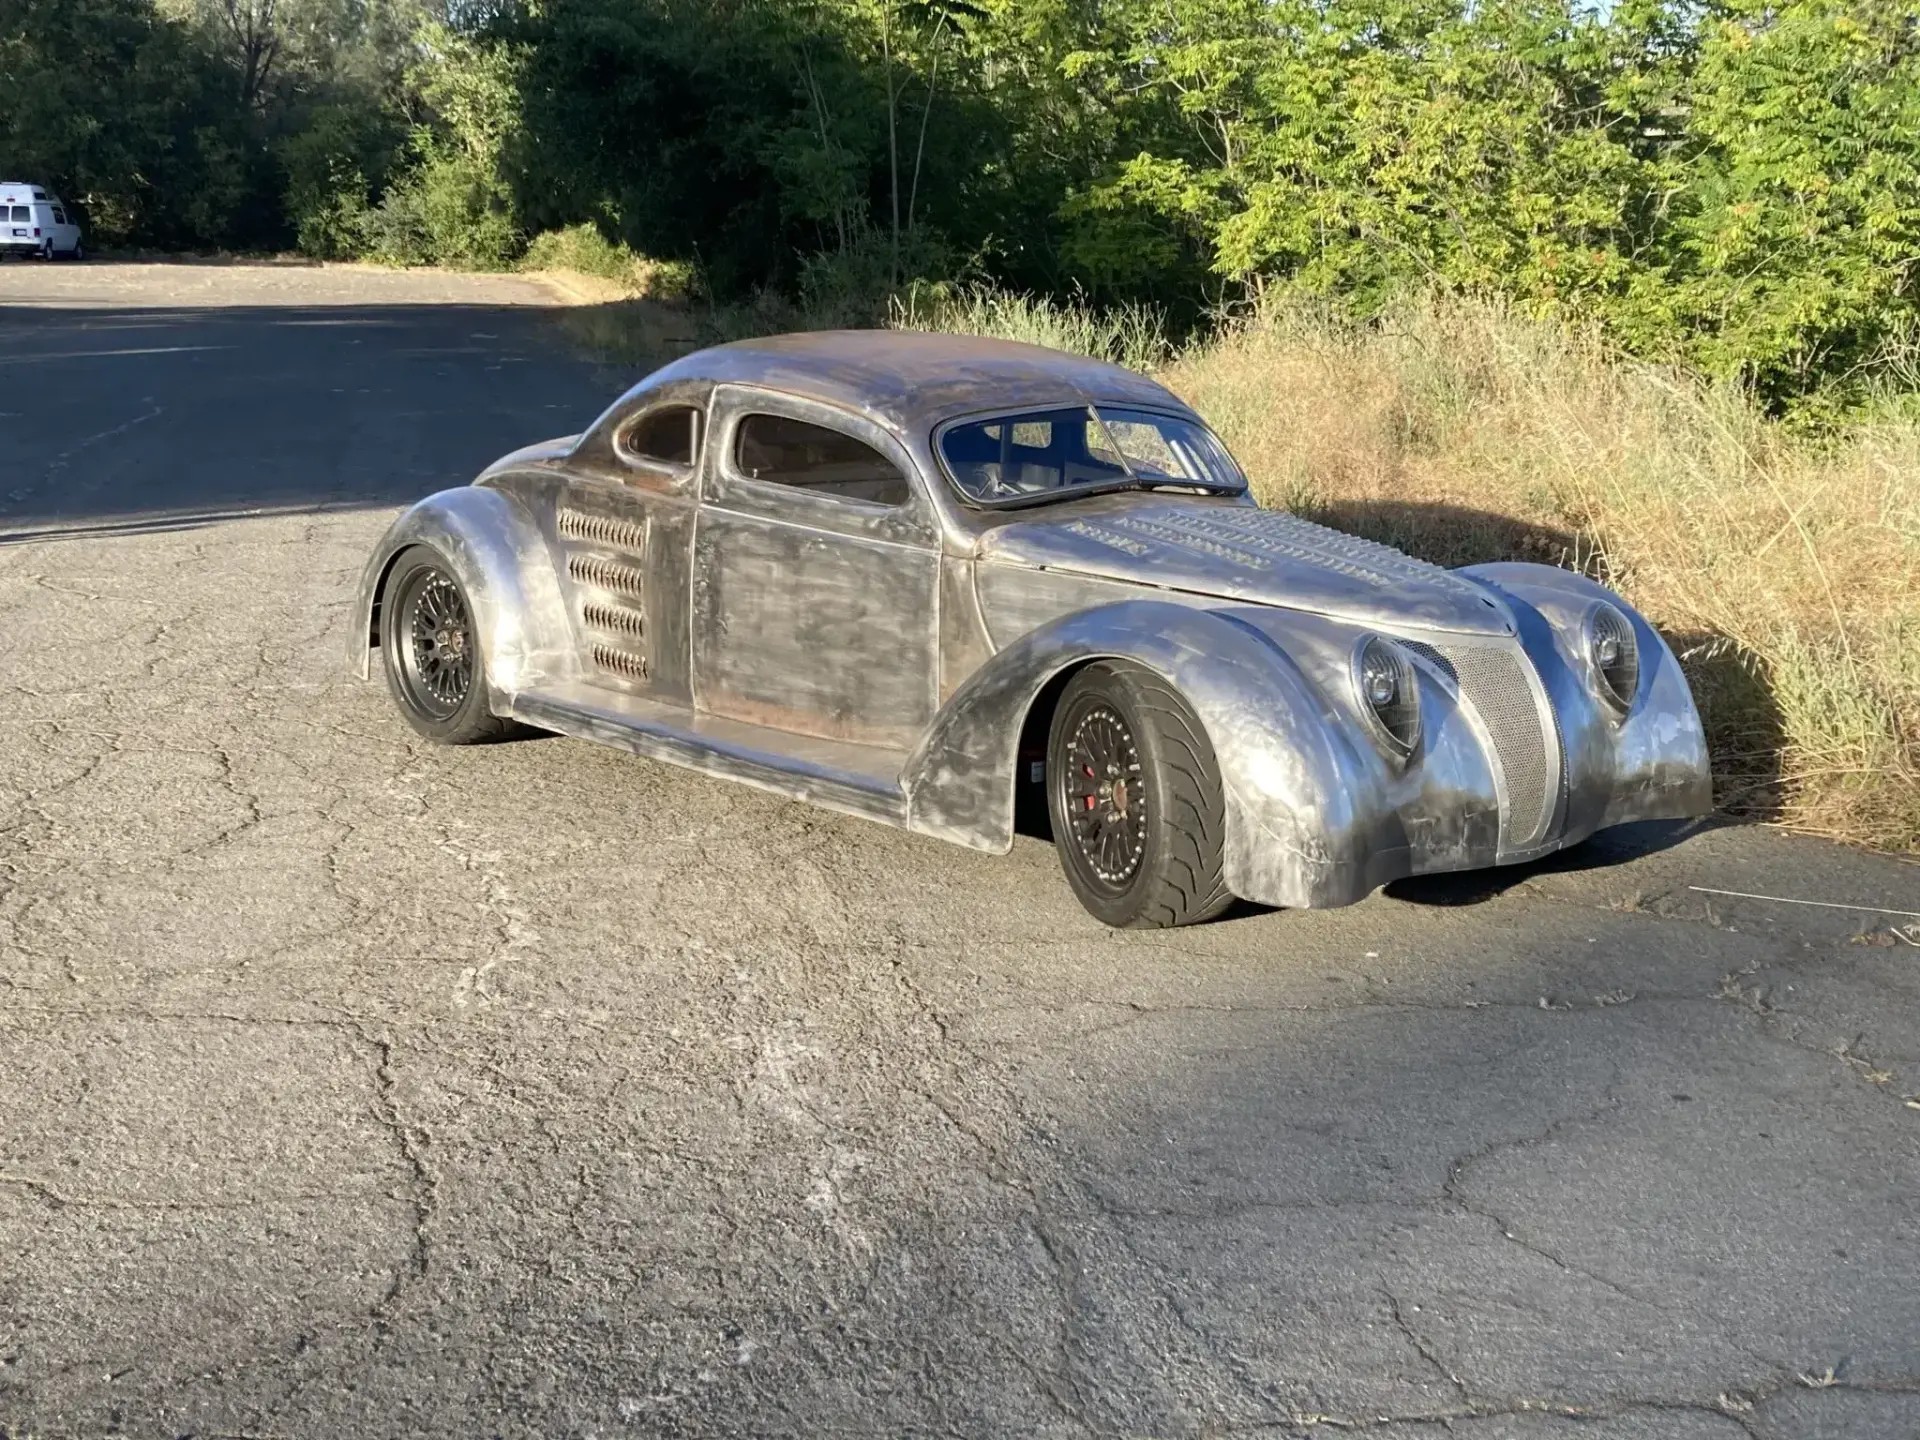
top-left (1217, 578), bottom-right (1711, 910)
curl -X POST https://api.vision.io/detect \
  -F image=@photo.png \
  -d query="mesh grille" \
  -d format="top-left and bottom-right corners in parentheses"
top-left (591, 644), bottom-right (650, 681)
top-left (1403, 640), bottom-right (1555, 847)
top-left (558, 508), bottom-right (647, 552)
top-left (567, 554), bottom-right (648, 600)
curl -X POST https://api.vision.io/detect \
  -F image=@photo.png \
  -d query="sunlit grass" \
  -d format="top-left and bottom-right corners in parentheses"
top-left (549, 277), bottom-right (1918, 849)
top-left (890, 282), bottom-right (1172, 375)
top-left (923, 289), bottom-right (1920, 852)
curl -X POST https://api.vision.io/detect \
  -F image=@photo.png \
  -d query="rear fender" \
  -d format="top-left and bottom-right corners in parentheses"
top-left (900, 599), bottom-right (1395, 909)
top-left (348, 486), bottom-right (576, 703)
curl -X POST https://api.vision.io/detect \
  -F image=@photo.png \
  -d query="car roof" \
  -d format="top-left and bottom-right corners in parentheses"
top-left (634, 329), bottom-right (1196, 434)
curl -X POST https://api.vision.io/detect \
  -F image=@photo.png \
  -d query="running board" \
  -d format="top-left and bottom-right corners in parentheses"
top-left (506, 682), bottom-right (910, 828)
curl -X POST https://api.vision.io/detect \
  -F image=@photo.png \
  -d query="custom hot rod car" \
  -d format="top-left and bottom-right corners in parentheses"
top-left (352, 331), bottom-right (1710, 927)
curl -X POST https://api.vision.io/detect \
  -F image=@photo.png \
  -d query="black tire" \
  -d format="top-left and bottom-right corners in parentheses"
top-left (1045, 660), bottom-right (1233, 928)
top-left (69, 241), bottom-right (84, 262)
top-left (379, 546), bottom-right (516, 744)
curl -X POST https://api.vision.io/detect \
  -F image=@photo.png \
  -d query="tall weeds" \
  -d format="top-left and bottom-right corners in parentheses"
top-left (892, 284), bottom-right (1172, 375)
top-left (918, 291), bottom-right (1920, 851)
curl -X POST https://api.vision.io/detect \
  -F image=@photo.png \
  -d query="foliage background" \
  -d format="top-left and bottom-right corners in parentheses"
top-left (3, 0), bottom-right (1914, 845)
top-left (5, 0), bottom-right (1918, 413)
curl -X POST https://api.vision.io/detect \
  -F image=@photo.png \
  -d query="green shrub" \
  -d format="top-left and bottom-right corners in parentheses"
top-left (521, 223), bottom-right (695, 298)
top-left (361, 149), bottom-right (518, 269)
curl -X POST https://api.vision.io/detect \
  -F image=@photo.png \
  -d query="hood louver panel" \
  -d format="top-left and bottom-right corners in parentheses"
top-left (591, 644), bottom-right (650, 681)
top-left (581, 602), bottom-right (646, 640)
top-left (567, 554), bottom-right (648, 600)
top-left (981, 500), bottom-right (1512, 636)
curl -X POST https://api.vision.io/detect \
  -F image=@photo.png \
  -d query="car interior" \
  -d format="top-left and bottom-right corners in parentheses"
top-left (940, 408), bottom-right (1132, 499)
top-left (734, 413), bottom-right (911, 506)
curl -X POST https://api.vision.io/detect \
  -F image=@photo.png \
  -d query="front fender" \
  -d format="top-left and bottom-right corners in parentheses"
top-left (900, 600), bottom-right (1403, 909)
top-left (1462, 562), bottom-right (1712, 829)
top-left (348, 486), bottom-right (575, 701)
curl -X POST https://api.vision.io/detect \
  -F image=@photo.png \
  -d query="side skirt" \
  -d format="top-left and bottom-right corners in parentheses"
top-left (506, 681), bottom-right (911, 830)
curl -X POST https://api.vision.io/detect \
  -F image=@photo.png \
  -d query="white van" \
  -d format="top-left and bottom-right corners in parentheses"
top-left (0, 183), bottom-right (84, 261)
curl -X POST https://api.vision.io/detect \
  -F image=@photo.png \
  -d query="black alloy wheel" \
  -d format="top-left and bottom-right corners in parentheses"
top-left (1046, 661), bottom-right (1233, 928)
top-left (1058, 700), bottom-right (1150, 889)
top-left (379, 546), bottom-right (515, 744)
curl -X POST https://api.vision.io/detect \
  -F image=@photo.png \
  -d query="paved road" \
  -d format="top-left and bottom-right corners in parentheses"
top-left (1, 264), bottom-right (1917, 1440)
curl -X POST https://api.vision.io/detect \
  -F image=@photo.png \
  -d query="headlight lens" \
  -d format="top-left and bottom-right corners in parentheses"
top-left (1586, 602), bottom-right (1640, 711)
top-left (1355, 636), bottom-right (1420, 757)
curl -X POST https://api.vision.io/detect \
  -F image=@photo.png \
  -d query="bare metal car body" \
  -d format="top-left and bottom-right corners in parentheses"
top-left (351, 331), bottom-right (1711, 910)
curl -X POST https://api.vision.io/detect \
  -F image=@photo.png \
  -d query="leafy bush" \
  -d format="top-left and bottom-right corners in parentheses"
top-left (521, 223), bottom-right (695, 299)
top-left (279, 104), bottom-right (396, 260)
top-left (360, 148), bottom-right (519, 269)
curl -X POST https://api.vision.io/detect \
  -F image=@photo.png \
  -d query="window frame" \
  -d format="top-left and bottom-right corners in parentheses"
top-left (704, 384), bottom-right (935, 547)
top-left (613, 401), bottom-right (705, 481)
top-left (728, 410), bottom-right (915, 510)
top-left (931, 401), bottom-right (1248, 511)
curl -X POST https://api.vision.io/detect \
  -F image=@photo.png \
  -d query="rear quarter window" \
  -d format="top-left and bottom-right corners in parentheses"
top-left (620, 404), bottom-right (702, 468)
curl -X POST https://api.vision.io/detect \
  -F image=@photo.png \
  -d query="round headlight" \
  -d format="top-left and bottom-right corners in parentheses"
top-left (1355, 636), bottom-right (1420, 757)
top-left (1586, 602), bottom-right (1640, 711)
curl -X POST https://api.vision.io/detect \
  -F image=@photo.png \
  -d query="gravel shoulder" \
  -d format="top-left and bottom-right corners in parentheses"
top-left (1, 264), bottom-right (1916, 1440)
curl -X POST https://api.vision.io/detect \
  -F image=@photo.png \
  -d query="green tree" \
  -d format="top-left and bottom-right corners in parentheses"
top-left (1664, 0), bottom-right (1920, 407)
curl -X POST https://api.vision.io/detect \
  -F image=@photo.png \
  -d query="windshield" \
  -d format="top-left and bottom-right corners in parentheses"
top-left (938, 405), bottom-right (1245, 505)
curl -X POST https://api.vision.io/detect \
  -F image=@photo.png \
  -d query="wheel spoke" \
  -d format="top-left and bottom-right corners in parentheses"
top-left (1060, 701), bottom-right (1147, 887)
top-left (398, 570), bottom-right (475, 718)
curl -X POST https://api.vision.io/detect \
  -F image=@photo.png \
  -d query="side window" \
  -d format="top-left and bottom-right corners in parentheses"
top-left (620, 404), bottom-right (702, 469)
top-left (51, 209), bottom-right (66, 225)
top-left (733, 413), bottom-right (910, 506)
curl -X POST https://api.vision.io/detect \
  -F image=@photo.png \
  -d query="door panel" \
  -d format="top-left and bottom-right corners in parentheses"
top-left (692, 512), bottom-right (936, 746)
top-left (693, 387), bottom-right (939, 750)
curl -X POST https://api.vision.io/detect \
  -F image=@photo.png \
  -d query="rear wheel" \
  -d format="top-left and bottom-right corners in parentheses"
top-left (379, 546), bottom-right (515, 744)
top-left (1046, 661), bottom-right (1232, 928)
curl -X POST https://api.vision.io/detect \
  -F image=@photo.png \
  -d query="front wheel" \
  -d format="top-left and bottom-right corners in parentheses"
top-left (379, 546), bottom-right (516, 744)
top-left (1046, 661), bottom-right (1233, 928)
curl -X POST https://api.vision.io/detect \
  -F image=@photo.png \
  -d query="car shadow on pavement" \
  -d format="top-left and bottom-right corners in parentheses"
top-left (1385, 817), bottom-right (1713, 907)
top-left (0, 299), bottom-right (616, 537)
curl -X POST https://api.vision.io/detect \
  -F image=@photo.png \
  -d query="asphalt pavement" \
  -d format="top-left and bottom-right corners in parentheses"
top-left (1, 263), bottom-right (1917, 1440)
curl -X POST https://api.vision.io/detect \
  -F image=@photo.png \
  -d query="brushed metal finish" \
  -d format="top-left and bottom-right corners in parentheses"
top-left (350, 332), bottom-right (1713, 912)
top-left (509, 681), bottom-right (907, 828)
top-left (976, 500), bottom-right (1514, 636)
top-left (689, 384), bottom-right (939, 749)
top-left (1400, 638), bottom-right (1562, 853)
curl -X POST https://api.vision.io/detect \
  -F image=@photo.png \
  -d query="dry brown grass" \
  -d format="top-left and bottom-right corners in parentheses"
top-left (1165, 295), bottom-right (1920, 850)
top-left (552, 283), bottom-right (1919, 851)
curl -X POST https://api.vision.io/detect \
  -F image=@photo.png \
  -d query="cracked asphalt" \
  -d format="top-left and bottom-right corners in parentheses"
top-left (2, 263), bottom-right (1918, 1440)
